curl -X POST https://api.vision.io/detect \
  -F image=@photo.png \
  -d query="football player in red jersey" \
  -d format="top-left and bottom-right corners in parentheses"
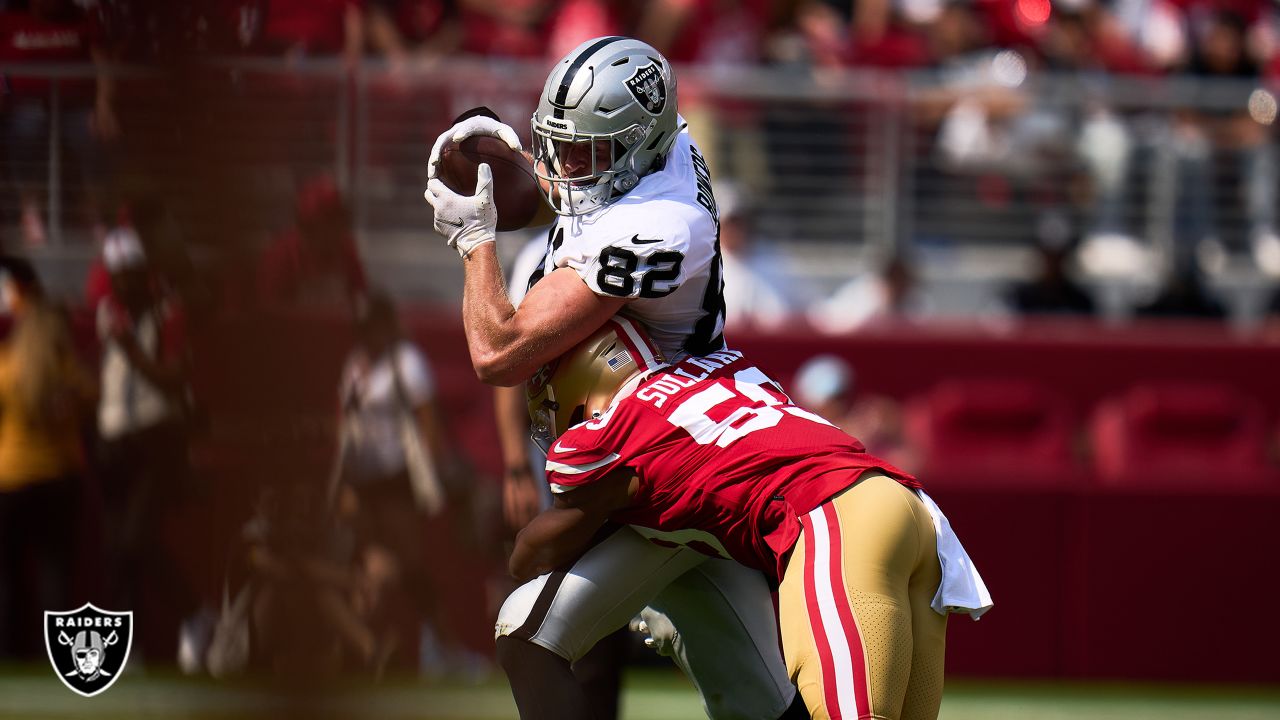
top-left (513, 322), bottom-right (992, 720)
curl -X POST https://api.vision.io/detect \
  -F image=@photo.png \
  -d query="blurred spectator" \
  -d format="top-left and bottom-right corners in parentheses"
top-left (792, 352), bottom-right (912, 468)
top-left (335, 291), bottom-right (458, 670)
top-left (792, 353), bottom-right (855, 425)
top-left (85, 197), bottom-right (204, 315)
top-left (1039, 3), bottom-right (1150, 75)
top-left (718, 183), bottom-right (789, 332)
top-left (634, 0), bottom-right (769, 66)
top-left (1007, 217), bottom-right (1095, 316)
top-left (0, 0), bottom-right (116, 245)
top-left (1137, 266), bottom-right (1224, 318)
top-left (231, 481), bottom-right (387, 677)
top-left (1076, 105), bottom-right (1135, 243)
top-left (546, 0), bottom-right (624, 61)
top-left (92, 1), bottom-right (264, 61)
top-left (456, 0), bottom-right (556, 58)
top-left (0, 257), bottom-right (95, 658)
top-left (257, 175), bottom-right (368, 310)
top-left (809, 251), bottom-right (931, 332)
top-left (259, 0), bottom-right (364, 64)
top-left (96, 227), bottom-right (198, 662)
top-left (364, 0), bottom-right (462, 70)
top-left (846, 0), bottom-right (931, 68)
top-left (1173, 10), bottom-right (1277, 271)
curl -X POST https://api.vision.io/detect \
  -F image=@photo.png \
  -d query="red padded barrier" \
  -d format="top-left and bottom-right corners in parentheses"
top-left (903, 378), bottom-right (1076, 483)
top-left (1090, 383), bottom-right (1272, 488)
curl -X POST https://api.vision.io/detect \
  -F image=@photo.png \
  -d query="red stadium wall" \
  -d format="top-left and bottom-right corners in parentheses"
top-left (731, 321), bottom-right (1280, 684)
top-left (56, 308), bottom-right (1280, 681)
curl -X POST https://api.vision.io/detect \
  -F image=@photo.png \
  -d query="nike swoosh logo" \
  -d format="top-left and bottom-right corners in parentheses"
top-left (631, 235), bottom-right (662, 244)
top-left (553, 441), bottom-right (578, 453)
top-left (439, 217), bottom-right (464, 228)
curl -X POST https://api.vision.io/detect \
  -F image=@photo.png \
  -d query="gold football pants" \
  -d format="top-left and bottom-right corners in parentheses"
top-left (778, 474), bottom-right (946, 720)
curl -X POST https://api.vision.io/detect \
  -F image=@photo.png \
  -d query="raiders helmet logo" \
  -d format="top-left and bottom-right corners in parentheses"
top-left (44, 603), bottom-right (133, 697)
top-left (625, 62), bottom-right (667, 115)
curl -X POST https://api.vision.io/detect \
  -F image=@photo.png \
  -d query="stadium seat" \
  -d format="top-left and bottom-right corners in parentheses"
top-left (903, 378), bottom-right (1075, 485)
top-left (1089, 382), bottom-right (1272, 487)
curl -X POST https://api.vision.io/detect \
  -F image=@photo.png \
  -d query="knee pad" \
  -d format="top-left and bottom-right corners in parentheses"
top-left (495, 573), bottom-right (552, 641)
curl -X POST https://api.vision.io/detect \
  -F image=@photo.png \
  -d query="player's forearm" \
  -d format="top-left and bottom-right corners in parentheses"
top-left (461, 245), bottom-right (539, 386)
top-left (509, 506), bottom-right (600, 581)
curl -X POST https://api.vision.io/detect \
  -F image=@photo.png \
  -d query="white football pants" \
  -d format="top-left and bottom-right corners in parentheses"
top-left (496, 525), bottom-right (796, 720)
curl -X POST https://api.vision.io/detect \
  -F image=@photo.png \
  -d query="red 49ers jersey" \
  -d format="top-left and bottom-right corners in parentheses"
top-left (545, 349), bottom-right (920, 582)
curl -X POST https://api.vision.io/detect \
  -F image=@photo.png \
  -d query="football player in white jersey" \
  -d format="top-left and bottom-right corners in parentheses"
top-left (425, 37), bottom-right (803, 720)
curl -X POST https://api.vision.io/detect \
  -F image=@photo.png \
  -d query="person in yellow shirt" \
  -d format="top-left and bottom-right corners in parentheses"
top-left (0, 258), bottom-right (96, 658)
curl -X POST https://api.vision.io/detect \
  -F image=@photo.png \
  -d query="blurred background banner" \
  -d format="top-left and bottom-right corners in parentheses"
top-left (1, 0), bottom-right (1279, 717)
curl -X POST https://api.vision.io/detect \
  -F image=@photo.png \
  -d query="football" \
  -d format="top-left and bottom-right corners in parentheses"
top-left (437, 135), bottom-right (543, 231)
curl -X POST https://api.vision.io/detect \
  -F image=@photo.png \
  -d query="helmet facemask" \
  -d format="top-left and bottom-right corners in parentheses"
top-left (531, 115), bottom-right (651, 216)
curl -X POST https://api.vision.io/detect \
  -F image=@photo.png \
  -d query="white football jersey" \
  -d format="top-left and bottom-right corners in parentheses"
top-left (525, 127), bottom-right (726, 359)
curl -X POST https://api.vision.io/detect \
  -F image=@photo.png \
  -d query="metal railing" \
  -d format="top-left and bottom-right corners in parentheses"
top-left (2, 58), bottom-right (1277, 312)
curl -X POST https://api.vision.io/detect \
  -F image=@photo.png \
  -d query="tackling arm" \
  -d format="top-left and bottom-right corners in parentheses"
top-left (460, 246), bottom-right (626, 386)
top-left (509, 467), bottom-right (637, 581)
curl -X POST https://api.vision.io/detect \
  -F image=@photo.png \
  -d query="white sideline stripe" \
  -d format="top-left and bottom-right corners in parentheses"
top-left (546, 452), bottom-right (622, 476)
top-left (809, 506), bottom-right (860, 718)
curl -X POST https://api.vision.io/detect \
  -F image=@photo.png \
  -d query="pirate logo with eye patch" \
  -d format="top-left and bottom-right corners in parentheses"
top-left (625, 62), bottom-right (667, 115)
top-left (45, 603), bottom-right (133, 697)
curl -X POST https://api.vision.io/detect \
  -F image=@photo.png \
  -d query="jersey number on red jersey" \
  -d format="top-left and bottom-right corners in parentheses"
top-left (665, 366), bottom-right (835, 448)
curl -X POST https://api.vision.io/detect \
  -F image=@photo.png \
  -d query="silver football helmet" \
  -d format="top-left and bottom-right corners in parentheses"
top-left (532, 36), bottom-right (682, 216)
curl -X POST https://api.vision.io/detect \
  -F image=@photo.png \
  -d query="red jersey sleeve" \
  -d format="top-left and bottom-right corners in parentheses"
top-left (543, 422), bottom-right (627, 494)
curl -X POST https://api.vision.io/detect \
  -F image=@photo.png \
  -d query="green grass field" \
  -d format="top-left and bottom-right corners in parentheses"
top-left (2, 665), bottom-right (1278, 720)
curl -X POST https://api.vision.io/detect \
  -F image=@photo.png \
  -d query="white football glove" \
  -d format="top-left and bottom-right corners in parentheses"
top-left (629, 611), bottom-right (678, 657)
top-left (424, 163), bottom-right (497, 259)
top-left (427, 116), bottom-right (522, 180)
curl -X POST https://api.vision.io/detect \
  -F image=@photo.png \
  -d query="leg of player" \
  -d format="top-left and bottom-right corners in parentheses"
top-left (496, 526), bottom-right (704, 720)
top-left (639, 557), bottom-right (806, 720)
top-left (496, 634), bottom-right (594, 720)
top-left (497, 526), bottom-right (801, 720)
top-left (778, 474), bottom-right (945, 720)
top-left (571, 628), bottom-right (628, 720)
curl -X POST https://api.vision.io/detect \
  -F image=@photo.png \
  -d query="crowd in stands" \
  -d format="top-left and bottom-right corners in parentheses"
top-left (1, 1), bottom-right (1278, 73)
top-left (6, 2), bottom-right (1280, 312)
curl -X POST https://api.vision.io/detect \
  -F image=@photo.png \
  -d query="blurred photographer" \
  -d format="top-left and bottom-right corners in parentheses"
top-left (0, 257), bottom-right (95, 658)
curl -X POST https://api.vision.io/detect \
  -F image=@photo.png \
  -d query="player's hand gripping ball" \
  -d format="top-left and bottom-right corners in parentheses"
top-left (428, 118), bottom-right (542, 233)
top-left (424, 164), bottom-right (497, 259)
